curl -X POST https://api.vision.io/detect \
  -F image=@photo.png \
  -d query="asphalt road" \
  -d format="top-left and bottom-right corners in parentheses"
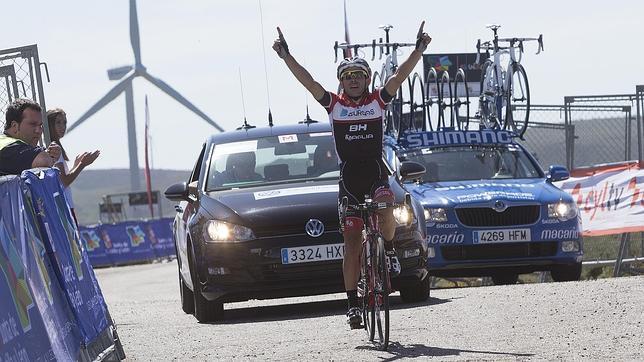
top-left (95, 262), bottom-right (643, 361)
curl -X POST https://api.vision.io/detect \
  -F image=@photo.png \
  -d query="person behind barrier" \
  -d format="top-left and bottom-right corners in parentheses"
top-left (273, 22), bottom-right (432, 329)
top-left (0, 98), bottom-right (61, 175)
top-left (47, 108), bottom-right (100, 223)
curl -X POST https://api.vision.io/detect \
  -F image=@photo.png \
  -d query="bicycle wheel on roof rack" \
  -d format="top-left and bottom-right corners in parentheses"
top-left (408, 72), bottom-right (427, 132)
top-left (439, 71), bottom-right (452, 129)
top-left (452, 68), bottom-right (470, 130)
top-left (396, 76), bottom-right (413, 137)
top-left (384, 74), bottom-right (404, 140)
top-left (504, 62), bottom-right (530, 137)
top-left (425, 68), bottom-right (440, 131)
top-left (371, 71), bottom-right (383, 93)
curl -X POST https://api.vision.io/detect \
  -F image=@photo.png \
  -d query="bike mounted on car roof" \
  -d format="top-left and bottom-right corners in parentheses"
top-left (333, 25), bottom-right (471, 141)
top-left (334, 24), bottom-right (544, 140)
top-left (475, 24), bottom-right (544, 138)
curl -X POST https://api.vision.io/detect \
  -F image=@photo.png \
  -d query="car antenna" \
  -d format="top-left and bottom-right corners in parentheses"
top-left (299, 105), bottom-right (318, 124)
top-left (258, 0), bottom-right (273, 127)
top-left (236, 68), bottom-right (256, 131)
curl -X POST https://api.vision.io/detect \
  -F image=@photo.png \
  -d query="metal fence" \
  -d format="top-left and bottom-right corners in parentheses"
top-left (0, 44), bottom-right (50, 141)
top-left (564, 91), bottom-right (642, 169)
top-left (511, 105), bottom-right (572, 169)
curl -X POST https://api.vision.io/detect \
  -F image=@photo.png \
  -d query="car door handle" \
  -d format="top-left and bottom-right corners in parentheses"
top-left (174, 205), bottom-right (183, 213)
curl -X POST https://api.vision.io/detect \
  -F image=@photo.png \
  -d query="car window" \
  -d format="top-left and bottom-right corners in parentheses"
top-left (189, 143), bottom-right (206, 183)
top-left (401, 145), bottom-right (542, 183)
top-left (206, 132), bottom-right (339, 191)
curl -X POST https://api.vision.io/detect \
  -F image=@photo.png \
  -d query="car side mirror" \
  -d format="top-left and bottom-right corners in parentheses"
top-left (547, 165), bottom-right (570, 182)
top-left (399, 161), bottom-right (426, 182)
top-left (164, 182), bottom-right (189, 201)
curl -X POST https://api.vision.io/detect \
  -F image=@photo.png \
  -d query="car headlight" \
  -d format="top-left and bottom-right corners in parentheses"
top-left (424, 208), bottom-right (447, 222)
top-left (203, 220), bottom-right (255, 243)
top-left (393, 205), bottom-right (413, 226)
top-left (547, 201), bottom-right (578, 221)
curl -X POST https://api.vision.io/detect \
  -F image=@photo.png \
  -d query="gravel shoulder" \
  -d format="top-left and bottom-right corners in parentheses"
top-left (95, 262), bottom-right (644, 361)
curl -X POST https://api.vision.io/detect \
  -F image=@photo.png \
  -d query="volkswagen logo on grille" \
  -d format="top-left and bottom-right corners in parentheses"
top-left (493, 200), bottom-right (507, 212)
top-left (305, 219), bottom-right (325, 237)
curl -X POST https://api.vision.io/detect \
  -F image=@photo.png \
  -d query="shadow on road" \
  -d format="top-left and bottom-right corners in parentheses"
top-left (357, 342), bottom-right (534, 360)
top-left (213, 295), bottom-right (452, 325)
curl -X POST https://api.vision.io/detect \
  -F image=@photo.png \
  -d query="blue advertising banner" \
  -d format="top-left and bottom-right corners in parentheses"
top-left (0, 176), bottom-right (80, 360)
top-left (22, 169), bottom-right (110, 345)
top-left (80, 218), bottom-right (175, 267)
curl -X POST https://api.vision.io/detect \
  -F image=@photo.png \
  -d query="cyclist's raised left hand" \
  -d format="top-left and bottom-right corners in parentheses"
top-left (415, 21), bottom-right (432, 52)
top-left (272, 27), bottom-right (290, 59)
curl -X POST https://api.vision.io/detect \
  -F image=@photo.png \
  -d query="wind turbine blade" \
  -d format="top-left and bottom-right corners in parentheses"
top-left (67, 74), bottom-right (135, 133)
top-left (130, 0), bottom-right (142, 66)
top-left (142, 72), bottom-right (225, 132)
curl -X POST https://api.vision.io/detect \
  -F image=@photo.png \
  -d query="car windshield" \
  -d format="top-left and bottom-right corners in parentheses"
top-left (402, 145), bottom-right (542, 183)
top-left (206, 132), bottom-right (339, 191)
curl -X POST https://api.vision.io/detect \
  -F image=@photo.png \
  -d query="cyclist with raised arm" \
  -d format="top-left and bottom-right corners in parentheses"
top-left (273, 22), bottom-right (432, 329)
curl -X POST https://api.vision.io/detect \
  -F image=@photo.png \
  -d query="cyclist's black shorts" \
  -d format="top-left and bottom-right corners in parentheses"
top-left (339, 158), bottom-right (390, 206)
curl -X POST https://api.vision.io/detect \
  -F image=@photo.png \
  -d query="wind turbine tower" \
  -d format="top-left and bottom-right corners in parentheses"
top-left (67, 0), bottom-right (224, 191)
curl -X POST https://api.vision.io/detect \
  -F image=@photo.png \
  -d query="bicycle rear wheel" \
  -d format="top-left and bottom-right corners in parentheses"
top-left (478, 60), bottom-right (502, 130)
top-left (452, 68), bottom-right (470, 130)
top-left (373, 234), bottom-right (390, 350)
top-left (504, 62), bottom-right (530, 137)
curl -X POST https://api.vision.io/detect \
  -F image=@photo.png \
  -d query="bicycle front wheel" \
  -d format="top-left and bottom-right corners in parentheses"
top-left (504, 63), bottom-right (530, 137)
top-left (359, 238), bottom-right (376, 341)
top-left (373, 234), bottom-right (390, 350)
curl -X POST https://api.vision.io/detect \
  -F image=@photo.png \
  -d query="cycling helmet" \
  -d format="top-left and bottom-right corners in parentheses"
top-left (337, 57), bottom-right (371, 79)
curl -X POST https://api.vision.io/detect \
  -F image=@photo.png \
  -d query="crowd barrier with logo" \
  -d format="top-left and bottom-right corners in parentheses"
top-left (0, 169), bottom-right (123, 361)
top-left (79, 218), bottom-right (174, 268)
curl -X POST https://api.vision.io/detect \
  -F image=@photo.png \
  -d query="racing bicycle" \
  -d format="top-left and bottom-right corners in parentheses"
top-left (339, 193), bottom-right (412, 351)
top-left (476, 24), bottom-right (543, 137)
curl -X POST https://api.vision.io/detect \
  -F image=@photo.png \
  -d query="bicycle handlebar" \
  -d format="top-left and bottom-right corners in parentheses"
top-left (475, 33), bottom-right (544, 63)
top-left (334, 40), bottom-right (416, 62)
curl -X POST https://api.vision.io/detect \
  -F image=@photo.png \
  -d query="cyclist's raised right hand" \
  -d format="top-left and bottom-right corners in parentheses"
top-left (272, 27), bottom-right (290, 59)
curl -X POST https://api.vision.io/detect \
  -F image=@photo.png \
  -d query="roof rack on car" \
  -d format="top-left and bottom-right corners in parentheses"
top-left (236, 119), bottom-right (256, 130)
top-left (298, 106), bottom-right (318, 125)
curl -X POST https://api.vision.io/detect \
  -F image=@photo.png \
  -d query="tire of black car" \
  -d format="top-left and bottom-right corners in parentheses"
top-left (550, 262), bottom-right (583, 282)
top-left (188, 239), bottom-right (224, 322)
top-left (179, 272), bottom-right (195, 314)
top-left (399, 275), bottom-right (431, 303)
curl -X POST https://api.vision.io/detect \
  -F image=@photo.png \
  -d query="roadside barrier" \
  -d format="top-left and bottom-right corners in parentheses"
top-left (0, 169), bottom-right (124, 361)
top-left (79, 218), bottom-right (175, 268)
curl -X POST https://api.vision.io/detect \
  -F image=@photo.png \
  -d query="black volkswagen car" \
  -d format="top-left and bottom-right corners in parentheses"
top-left (165, 121), bottom-right (429, 322)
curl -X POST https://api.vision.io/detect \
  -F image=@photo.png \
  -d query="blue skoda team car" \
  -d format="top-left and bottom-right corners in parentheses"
top-left (384, 129), bottom-right (583, 284)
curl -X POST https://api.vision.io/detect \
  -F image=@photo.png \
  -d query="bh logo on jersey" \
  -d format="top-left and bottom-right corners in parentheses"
top-left (349, 124), bottom-right (367, 132)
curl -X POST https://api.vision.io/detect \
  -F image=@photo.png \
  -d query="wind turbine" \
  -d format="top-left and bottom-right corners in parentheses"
top-left (67, 0), bottom-right (224, 191)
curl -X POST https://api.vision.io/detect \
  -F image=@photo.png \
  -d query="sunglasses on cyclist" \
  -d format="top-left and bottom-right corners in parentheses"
top-left (340, 69), bottom-right (368, 81)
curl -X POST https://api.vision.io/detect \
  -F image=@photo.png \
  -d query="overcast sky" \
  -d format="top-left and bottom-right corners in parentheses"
top-left (3, 0), bottom-right (642, 170)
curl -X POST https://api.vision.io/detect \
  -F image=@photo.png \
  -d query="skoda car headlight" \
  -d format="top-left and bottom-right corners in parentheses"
top-left (393, 205), bottom-right (414, 226)
top-left (203, 220), bottom-right (255, 243)
top-left (547, 201), bottom-right (578, 221)
top-left (424, 208), bottom-right (447, 222)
